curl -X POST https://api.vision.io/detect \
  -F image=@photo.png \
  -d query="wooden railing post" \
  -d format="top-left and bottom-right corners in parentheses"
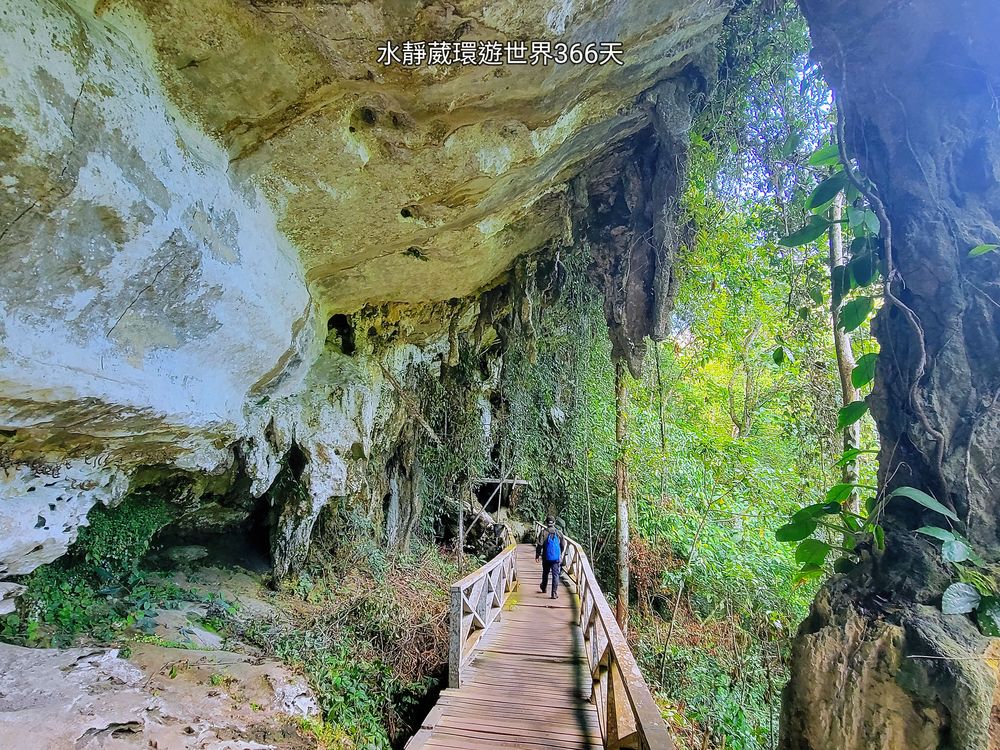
top-left (448, 583), bottom-right (462, 688)
top-left (534, 520), bottom-right (674, 750)
top-left (446, 543), bottom-right (518, 690)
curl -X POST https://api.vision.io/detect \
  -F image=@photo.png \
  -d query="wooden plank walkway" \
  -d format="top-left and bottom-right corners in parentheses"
top-left (407, 544), bottom-right (602, 749)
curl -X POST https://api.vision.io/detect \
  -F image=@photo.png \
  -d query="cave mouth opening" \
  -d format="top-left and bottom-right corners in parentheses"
top-left (327, 313), bottom-right (357, 355)
top-left (144, 493), bottom-right (273, 574)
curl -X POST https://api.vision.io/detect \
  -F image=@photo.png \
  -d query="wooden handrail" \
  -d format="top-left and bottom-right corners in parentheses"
top-left (534, 522), bottom-right (673, 750)
top-left (447, 543), bottom-right (518, 688)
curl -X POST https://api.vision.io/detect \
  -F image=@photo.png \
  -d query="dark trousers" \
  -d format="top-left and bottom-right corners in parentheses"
top-left (540, 559), bottom-right (561, 594)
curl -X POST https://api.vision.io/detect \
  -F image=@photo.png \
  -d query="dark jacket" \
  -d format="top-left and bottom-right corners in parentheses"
top-left (535, 526), bottom-right (566, 561)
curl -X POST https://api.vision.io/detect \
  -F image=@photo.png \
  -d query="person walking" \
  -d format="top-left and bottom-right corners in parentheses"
top-left (535, 517), bottom-right (565, 599)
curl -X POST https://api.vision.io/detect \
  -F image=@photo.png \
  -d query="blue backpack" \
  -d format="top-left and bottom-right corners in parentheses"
top-left (544, 531), bottom-right (561, 561)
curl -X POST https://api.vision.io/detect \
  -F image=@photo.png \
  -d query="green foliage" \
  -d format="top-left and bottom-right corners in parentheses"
top-left (836, 400), bottom-right (869, 429)
top-left (850, 353), bottom-right (878, 388)
top-left (968, 243), bottom-right (999, 258)
top-left (888, 486), bottom-right (959, 523)
top-left (779, 216), bottom-right (830, 247)
top-left (238, 543), bottom-right (456, 748)
top-left (1, 490), bottom-right (192, 648)
top-left (838, 297), bottom-right (873, 332)
top-left (76, 492), bottom-right (175, 579)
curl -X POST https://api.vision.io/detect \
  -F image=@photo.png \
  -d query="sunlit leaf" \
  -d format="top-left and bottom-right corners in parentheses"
top-left (807, 143), bottom-right (840, 167)
top-left (826, 483), bottom-right (856, 503)
top-left (839, 296), bottom-right (874, 332)
top-left (873, 524), bottom-right (885, 551)
top-left (779, 216), bottom-right (831, 247)
top-left (941, 582), bottom-right (980, 615)
top-left (794, 564), bottom-right (825, 586)
top-left (851, 353), bottom-right (878, 388)
top-left (968, 243), bottom-right (999, 258)
top-left (834, 448), bottom-right (875, 468)
top-left (809, 288), bottom-right (824, 305)
top-left (889, 486), bottom-right (960, 523)
top-left (837, 400), bottom-right (869, 429)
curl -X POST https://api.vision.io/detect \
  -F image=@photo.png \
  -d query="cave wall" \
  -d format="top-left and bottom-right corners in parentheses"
top-left (0, 0), bottom-right (735, 602)
top-left (783, 1), bottom-right (1000, 747)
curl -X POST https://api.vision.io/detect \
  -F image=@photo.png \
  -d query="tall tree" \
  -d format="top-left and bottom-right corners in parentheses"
top-left (827, 193), bottom-right (860, 511)
top-left (614, 357), bottom-right (631, 631)
top-left (783, 1), bottom-right (1000, 747)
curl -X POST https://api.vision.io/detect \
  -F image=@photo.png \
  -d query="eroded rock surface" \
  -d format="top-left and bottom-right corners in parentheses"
top-left (0, 0), bottom-right (730, 579)
top-left (0, 642), bottom-right (317, 749)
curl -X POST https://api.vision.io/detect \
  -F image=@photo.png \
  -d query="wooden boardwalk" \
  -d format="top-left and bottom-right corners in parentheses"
top-left (407, 544), bottom-right (602, 749)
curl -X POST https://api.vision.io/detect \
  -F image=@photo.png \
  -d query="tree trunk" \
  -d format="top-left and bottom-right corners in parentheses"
top-left (783, 2), bottom-right (1000, 748)
top-left (614, 357), bottom-right (630, 632)
top-left (828, 193), bottom-right (860, 510)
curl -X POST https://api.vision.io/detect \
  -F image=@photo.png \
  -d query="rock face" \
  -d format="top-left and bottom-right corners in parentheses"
top-left (783, 0), bottom-right (1000, 747)
top-left (0, 642), bottom-right (318, 749)
top-left (0, 0), bottom-right (731, 580)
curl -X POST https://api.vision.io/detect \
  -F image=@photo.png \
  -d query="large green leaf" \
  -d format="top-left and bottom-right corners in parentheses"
top-left (808, 143), bottom-right (841, 167)
top-left (779, 216), bottom-right (831, 247)
top-left (941, 582), bottom-right (980, 615)
top-left (808, 288), bottom-right (824, 305)
top-left (916, 526), bottom-right (956, 542)
top-left (794, 564), bottom-right (825, 585)
top-left (851, 353), bottom-right (878, 388)
top-left (795, 539), bottom-right (832, 566)
top-left (826, 483), bottom-right (856, 503)
top-left (873, 524), bottom-right (885, 551)
top-left (889, 486), bottom-right (960, 523)
top-left (967, 243), bottom-right (998, 258)
top-left (775, 518), bottom-right (818, 542)
top-left (834, 447), bottom-right (875, 468)
top-left (772, 346), bottom-right (794, 365)
top-left (942, 538), bottom-right (971, 563)
top-left (839, 296), bottom-right (874, 332)
top-left (780, 132), bottom-right (802, 157)
top-left (807, 172), bottom-right (847, 212)
top-left (837, 400), bottom-right (869, 429)
top-left (849, 253), bottom-right (879, 288)
top-left (791, 502), bottom-right (842, 524)
top-left (864, 210), bottom-right (881, 235)
top-left (831, 265), bottom-right (851, 299)
top-left (976, 597), bottom-right (1000, 636)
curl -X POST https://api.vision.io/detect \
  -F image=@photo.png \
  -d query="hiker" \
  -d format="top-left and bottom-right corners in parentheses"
top-left (534, 517), bottom-right (565, 599)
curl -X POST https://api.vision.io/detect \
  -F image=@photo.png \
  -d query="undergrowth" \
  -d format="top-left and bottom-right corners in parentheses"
top-left (230, 537), bottom-right (458, 750)
top-left (1, 490), bottom-right (202, 648)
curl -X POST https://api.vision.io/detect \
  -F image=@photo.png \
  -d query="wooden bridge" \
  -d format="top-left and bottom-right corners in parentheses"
top-left (406, 528), bottom-right (672, 750)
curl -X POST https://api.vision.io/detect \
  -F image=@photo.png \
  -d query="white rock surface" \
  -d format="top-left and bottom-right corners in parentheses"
top-left (0, 642), bottom-right (318, 750)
